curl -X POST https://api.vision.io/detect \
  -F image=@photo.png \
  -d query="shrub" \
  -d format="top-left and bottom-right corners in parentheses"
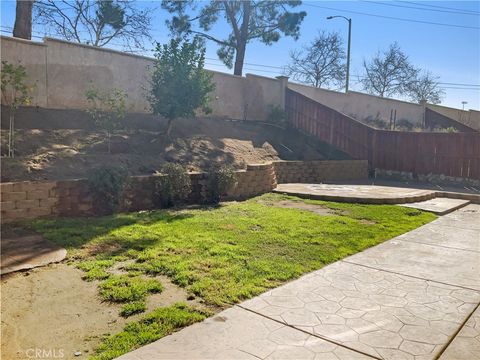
top-left (395, 118), bottom-right (414, 131)
top-left (266, 105), bottom-right (287, 127)
top-left (434, 126), bottom-right (458, 133)
top-left (87, 166), bottom-right (129, 215)
top-left (207, 165), bottom-right (237, 204)
top-left (363, 114), bottom-right (389, 130)
top-left (155, 163), bottom-right (192, 207)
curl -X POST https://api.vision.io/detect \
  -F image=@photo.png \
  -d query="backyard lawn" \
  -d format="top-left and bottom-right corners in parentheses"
top-left (22, 193), bottom-right (435, 359)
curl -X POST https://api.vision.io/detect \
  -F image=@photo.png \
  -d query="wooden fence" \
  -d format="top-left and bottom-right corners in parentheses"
top-left (286, 88), bottom-right (480, 180)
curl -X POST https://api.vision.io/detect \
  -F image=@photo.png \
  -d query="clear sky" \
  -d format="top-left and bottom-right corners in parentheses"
top-left (1, 0), bottom-right (479, 110)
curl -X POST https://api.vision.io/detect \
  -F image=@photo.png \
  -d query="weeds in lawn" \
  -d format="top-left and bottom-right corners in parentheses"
top-left (99, 275), bottom-right (162, 303)
top-left (91, 303), bottom-right (209, 360)
top-left (120, 301), bottom-right (147, 317)
top-left (27, 193), bottom-right (436, 357)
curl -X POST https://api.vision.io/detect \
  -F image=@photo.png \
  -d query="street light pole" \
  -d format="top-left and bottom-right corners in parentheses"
top-left (327, 15), bottom-right (352, 93)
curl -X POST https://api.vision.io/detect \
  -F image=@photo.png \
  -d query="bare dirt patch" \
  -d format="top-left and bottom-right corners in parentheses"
top-left (0, 263), bottom-right (203, 359)
top-left (260, 199), bottom-right (337, 216)
top-left (1, 116), bottom-right (347, 182)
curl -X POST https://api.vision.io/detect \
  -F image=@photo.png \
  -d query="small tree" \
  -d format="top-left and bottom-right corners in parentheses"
top-left (148, 38), bottom-right (215, 138)
top-left (285, 31), bottom-right (346, 89)
top-left (361, 42), bottom-right (417, 97)
top-left (85, 87), bottom-right (127, 153)
top-left (1, 61), bottom-right (32, 158)
top-left (406, 71), bottom-right (444, 104)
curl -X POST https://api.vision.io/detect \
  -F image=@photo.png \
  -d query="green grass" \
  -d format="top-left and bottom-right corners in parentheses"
top-left (120, 301), bottom-right (147, 318)
top-left (29, 193), bottom-right (435, 307)
top-left (99, 275), bottom-right (163, 303)
top-left (91, 303), bottom-right (209, 360)
top-left (25, 193), bottom-right (436, 358)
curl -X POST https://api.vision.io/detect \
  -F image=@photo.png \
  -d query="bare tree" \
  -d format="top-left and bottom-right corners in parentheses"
top-left (34, 0), bottom-right (152, 50)
top-left (13, 0), bottom-right (34, 40)
top-left (361, 42), bottom-right (417, 97)
top-left (162, 1), bottom-right (307, 76)
top-left (407, 71), bottom-right (444, 104)
top-left (285, 31), bottom-right (346, 89)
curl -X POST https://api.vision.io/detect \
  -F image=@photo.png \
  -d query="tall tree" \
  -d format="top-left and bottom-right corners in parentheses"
top-left (407, 71), bottom-right (444, 104)
top-left (34, 0), bottom-right (152, 50)
top-left (361, 42), bottom-right (417, 97)
top-left (13, 0), bottom-right (34, 40)
top-left (285, 31), bottom-right (346, 89)
top-left (162, 1), bottom-right (307, 76)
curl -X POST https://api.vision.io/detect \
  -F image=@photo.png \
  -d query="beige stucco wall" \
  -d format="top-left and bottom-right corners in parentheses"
top-left (45, 38), bottom-right (153, 111)
top-left (1, 36), bottom-right (283, 121)
top-left (0, 36), bottom-right (48, 107)
top-left (245, 74), bottom-right (284, 121)
top-left (288, 82), bottom-right (425, 126)
top-left (427, 104), bottom-right (480, 131)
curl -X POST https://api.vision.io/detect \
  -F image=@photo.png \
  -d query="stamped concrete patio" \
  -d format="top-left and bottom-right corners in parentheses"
top-left (118, 204), bottom-right (480, 360)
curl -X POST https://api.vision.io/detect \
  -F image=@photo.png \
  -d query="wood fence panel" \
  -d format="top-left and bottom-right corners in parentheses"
top-left (286, 88), bottom-right (480, 180)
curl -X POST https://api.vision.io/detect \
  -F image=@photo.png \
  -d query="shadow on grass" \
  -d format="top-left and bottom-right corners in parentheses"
top-left (16, 204), bottom-right (227, 258)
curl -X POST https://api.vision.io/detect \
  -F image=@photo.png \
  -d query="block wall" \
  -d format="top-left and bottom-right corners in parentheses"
top-left (1, 160), bottom-right (367, 223)
top-left (273, 160), bottom-right (368, 184)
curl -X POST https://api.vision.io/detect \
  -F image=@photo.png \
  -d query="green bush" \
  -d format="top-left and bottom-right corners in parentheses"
top-left (207, 165), bottom-right (237, 204)
top-left (87, 166), bottom-right (129, 215)
top-left (396, 118), bottom-right (414, 131)
top-left (155, 163), bottom-right (192, 207)
top-left (266, 105), bottom-right (287, 127)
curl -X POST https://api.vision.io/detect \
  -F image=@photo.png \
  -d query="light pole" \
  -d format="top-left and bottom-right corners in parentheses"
top-left (462, 101), bottom-right (468, 110)
top-left (327, 15), bottom-right (351, 93)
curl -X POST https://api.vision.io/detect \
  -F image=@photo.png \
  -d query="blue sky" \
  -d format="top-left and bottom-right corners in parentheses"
top-left (1, 0), bottom-right (479, 110)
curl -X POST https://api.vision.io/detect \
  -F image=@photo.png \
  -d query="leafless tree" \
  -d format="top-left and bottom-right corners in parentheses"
top-left (285, 31), bottom-right (346, 89)
top-left (361, 42), bottom-right (417, 97)
top-left (13, 0), bottom-right (34, 40)
top-left (407, 71), bottom-right (444, 104)
top-left (34, 0), bottom-right (152, 50)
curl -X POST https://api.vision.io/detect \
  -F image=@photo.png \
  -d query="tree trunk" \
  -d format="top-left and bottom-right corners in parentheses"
top-left (13, 0), bottom-right (34, 40)
top-left (233, 1), bottom-right (251, 76)
top-left (165, 118), bottom-right (174, 138)
top-left (233, 42), bottom-right (246, 76)
top-left (8, 110), bottom-right (15, 158)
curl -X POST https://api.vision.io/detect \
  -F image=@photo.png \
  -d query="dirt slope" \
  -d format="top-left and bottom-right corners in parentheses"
top-left (1, 117), bottom-right (348, 182)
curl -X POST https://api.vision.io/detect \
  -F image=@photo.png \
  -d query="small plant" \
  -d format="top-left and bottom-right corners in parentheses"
top-left (396, 118), bottom-right (414, 131)
top-left (1, 61), bottom-right (32, 157)
top-left (363, 114), bottom-right (389, 130)
top-left (155, 163), bottom-right (192, 207)
top-left (266, 105), bottom-right (287, 127)
top-left (207, 165), bottom-right (237, 204)
top-left (86, 86), bottom-right (127, 153)
top-left (148, 37), bottom-right (215, 137)
top-left (438, 126), bottom-right (458, 133)
top-left (87, 166), bottom-right (129, 215)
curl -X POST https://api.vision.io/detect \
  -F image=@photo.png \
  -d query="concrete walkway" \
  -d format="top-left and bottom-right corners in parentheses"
top-left (1, 235), bottom-right (67, 276)
top-left (118, 205), bottom-right (480, 360)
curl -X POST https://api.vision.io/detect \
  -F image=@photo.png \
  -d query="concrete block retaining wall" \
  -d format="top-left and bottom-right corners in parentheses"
top-left (1, 160), bottom-right (367, 223)
top-left (273, 160), bottom-right (368, 184)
